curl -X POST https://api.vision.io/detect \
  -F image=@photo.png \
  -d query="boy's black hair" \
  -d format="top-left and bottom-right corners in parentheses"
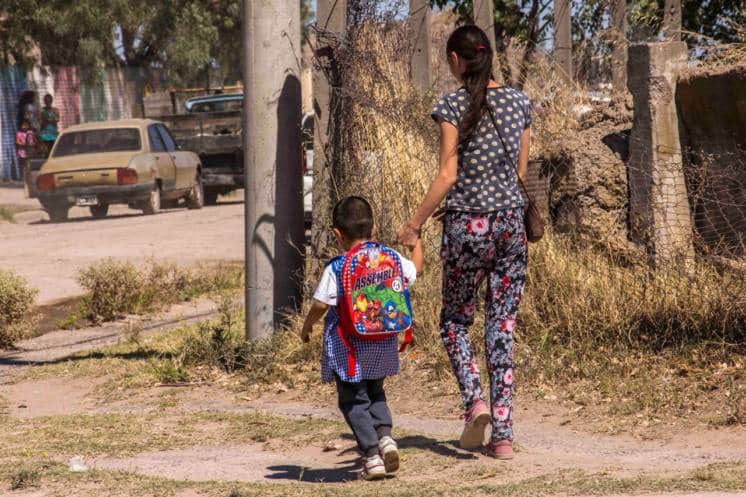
top-left (333, 196), bottom-right (374, 240)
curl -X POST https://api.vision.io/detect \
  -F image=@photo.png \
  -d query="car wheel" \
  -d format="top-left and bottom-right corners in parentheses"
top-left (186, 175), bottom-right (204, 210)
top-left (90, 204), bottom-right (109, 219)
top-left (142, 184), bottom-right (161, 215)
top-left (47, 206), bottom-right (69, 223)
top-left (204, 191), bottom-right (219, 206)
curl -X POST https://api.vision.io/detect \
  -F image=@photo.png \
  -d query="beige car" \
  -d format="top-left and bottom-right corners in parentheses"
top-left (36, 119), bottom-right (203, 222)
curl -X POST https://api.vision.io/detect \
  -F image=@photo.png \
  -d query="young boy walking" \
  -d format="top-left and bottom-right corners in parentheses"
top-left (302, 196), bottom-right (423, 480)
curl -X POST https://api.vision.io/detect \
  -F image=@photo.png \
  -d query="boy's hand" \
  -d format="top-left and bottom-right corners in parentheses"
top-left (301, 300), bottom-right (328, 344)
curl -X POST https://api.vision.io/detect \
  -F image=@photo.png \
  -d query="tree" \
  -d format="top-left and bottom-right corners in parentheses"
top-left (630, 0), bottom-right (743, 44)
top-left (430, 0), bottom-right (552, 87)
top-left (432, 0), bottom-right (743, 86)
top-left (0, 0), bottom-right (242, 86)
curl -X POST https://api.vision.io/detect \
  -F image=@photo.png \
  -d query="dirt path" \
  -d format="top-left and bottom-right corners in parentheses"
top-left (0, 185), bottom-right (244, 304)
top-left (0, 313), bottom-right (744, 495)
top-left (3, 364), bottom-right (746, 486)
top-left (3, 372), bottom-right (746, 490)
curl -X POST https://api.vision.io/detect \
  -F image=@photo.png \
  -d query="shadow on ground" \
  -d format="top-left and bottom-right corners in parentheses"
top-left (266, 459), bottom-right (359, 483)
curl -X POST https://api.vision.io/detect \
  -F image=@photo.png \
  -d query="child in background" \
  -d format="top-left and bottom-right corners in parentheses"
top-left (15, 120), bottom-right (36, 197)
top-left (40, 94), bottom-right (60, 156)
top-left (302, 196), bottom-right (423, 480)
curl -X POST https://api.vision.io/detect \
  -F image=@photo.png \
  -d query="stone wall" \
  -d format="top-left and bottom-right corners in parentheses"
top-left (540, 59), bottom-right (744, 260)
top-left (677, 64), bottom-right (746, 256)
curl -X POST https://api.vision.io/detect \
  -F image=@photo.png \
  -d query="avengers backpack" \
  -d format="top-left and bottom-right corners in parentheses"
top-left (335, 242), bottom-right (413, 374)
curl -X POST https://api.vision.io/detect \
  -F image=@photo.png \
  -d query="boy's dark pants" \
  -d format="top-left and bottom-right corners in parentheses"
top-left (334, 375), bottom-right (392, 457)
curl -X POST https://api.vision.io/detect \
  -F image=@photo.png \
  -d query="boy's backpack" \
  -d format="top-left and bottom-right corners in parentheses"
top-left (335, 241), bottom-right (413, 375)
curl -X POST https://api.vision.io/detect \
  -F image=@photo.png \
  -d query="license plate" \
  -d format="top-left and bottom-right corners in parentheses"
top-left (76, 195), bottom-right (98, 206)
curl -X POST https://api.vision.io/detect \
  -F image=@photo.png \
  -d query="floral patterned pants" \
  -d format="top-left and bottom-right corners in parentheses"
top-left (439, 209), bottom-right (528, 442)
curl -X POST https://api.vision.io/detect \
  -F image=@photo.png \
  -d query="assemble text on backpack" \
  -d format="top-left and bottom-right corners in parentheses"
top-left (336, 242), bottom-right (413, 376)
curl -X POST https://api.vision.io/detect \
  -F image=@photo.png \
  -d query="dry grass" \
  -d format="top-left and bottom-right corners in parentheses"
top-left (690, 18), bottom-right (746, 68)
top-left (0, 457), bottom-right (744, 497)
top-left (290, 18), bottom-right (746, 425)
top-left (0, 206), bottom-right (15, 223)
top-left (0, 270), bottom-right (38, 347)
top-left (73, 259), bottom-right (244, 324)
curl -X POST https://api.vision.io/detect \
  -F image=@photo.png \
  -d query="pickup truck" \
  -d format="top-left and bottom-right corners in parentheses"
top-left (157, 92), bottom-right (313, 222)
top-left (158, 94), bottom-right (243, 205)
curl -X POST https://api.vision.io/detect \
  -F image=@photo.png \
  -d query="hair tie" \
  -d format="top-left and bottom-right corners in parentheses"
top-left (476, 45), bottom-right (488, 51)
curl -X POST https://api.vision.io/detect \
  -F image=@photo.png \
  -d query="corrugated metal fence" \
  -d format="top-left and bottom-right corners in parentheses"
top-left (0, 66), bottom-right (145, 180)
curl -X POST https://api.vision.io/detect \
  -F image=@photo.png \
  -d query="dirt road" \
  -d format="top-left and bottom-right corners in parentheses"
top-left (0, 185), bottom-right (244, 304)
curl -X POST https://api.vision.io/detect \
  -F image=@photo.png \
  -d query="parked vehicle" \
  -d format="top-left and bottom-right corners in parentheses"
top-left (158, 91), bottom-right (314, 224)
top-left (184, 93), bottom-right (243, 113)
top-left (35, 119), bottom-right (203, 222)
top-left (159, 108), bottom-right (242, 205)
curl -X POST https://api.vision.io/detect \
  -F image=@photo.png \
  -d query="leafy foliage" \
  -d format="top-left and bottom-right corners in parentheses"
top-left (430, 0), bottom-right (552, 43)
top-left (432, 0), bottom-right (743, 46)
top-left (1, 0), bottom-right (314, 85)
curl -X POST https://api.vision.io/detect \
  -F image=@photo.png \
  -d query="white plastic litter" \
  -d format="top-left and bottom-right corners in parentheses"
top-left (68, 456), bottom-right (89, 472)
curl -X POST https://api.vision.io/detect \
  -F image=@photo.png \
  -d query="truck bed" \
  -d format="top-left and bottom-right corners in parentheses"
top-left (159, 111), bottom-right (243, 198)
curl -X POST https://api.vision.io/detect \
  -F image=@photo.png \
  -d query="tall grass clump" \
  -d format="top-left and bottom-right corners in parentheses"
top-left (0, 206), bottom-right (16, 223)
top-left (78, 259), bottom-right (244, 323)
top-left (0, 270), bottom-right (38, 347)
top-left (174, 297), bottom-right (313, 385)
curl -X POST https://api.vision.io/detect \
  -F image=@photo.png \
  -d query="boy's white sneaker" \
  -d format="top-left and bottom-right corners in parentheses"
top-left (378, 436), bottom-right (400, 473)
top-left (361, 454), bottom-right (387, 481)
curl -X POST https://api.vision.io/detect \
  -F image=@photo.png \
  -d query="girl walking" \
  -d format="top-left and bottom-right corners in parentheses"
top-left (398, 25), bottom-right (532, 459)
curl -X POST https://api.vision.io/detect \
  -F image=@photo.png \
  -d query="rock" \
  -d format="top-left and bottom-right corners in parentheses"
top-left (68, 456), bottom-right (89, 472)
top-left (323, 441), bottom-right (341, 452)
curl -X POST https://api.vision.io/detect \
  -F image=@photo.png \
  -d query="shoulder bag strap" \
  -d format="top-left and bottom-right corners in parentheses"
top-left (485, 102), bottom-right (533, 204)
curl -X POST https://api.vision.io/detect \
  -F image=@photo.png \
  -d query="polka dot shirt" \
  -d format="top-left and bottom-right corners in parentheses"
top-left (432, 87), bottom-right (532, 213)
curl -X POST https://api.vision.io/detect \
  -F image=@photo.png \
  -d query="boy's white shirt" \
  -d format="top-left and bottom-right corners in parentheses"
top-left (313, 250), bottom-right (417, 306)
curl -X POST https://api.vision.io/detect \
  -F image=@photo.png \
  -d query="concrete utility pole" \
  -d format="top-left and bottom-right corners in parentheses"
top-left (244, 0), bottom-right (305, 340)
top-left (610, 0), bottom-right (627, 92)
top-left (409, 0), bottom-right (431, 91)
top-left (310, 0), bottom-right (347, 271)
top-left (627, 42), bottom-right (693, 265)
top-left (662, 0), bottom-right (682, 41)
top-left (473, 0), bottom-right (497, 49)
top-left (554, 0), bottom-right (573, 83)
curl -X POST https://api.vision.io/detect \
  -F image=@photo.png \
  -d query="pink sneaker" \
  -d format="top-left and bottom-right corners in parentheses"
top-left (484, 439), bottom-right (514, 460)
top-left (459, 399), bottom-right (490, 449)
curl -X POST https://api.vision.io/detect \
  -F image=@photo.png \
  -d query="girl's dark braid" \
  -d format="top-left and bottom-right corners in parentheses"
top-left (446, 25), bottom-right (495, 143)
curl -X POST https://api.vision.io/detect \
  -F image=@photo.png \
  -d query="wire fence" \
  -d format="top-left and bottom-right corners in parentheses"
top-left (308, 4), bottom-right (746, 363)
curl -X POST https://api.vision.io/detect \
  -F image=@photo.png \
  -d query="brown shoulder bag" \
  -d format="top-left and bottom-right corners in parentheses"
top-left (486, 106), bottom-right (545, 243)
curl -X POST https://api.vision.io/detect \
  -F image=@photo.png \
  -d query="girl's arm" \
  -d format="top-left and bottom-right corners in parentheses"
top-left (397, 120), bottom-right (459, 248)
top-left (301, 300), bottom-right (328, 343)
top-left (517, 128), bottom-right (530, 181)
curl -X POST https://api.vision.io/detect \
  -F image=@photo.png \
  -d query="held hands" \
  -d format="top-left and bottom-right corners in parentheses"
top-left (397, 221), bottom-right (421, 250)
top-left (300, 325), bottom-right (312, 343)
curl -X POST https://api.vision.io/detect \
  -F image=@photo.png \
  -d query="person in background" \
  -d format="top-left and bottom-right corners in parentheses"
top-left (19, 90), bottom-right (40, 132)
top-left (17, 91), bottom-right (35, 130)
top-left (15, 120), bottom-right (37, 197)
top-left (40, 94), bottom-right (60, 156)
